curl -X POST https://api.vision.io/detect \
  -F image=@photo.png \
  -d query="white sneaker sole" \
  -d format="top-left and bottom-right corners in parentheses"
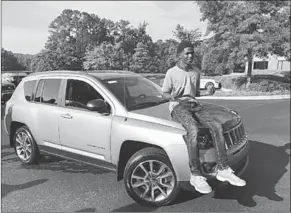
top-left (216, 175), bottom-right (246, 187)
top-left (190, 182), bottom-right (212, 194)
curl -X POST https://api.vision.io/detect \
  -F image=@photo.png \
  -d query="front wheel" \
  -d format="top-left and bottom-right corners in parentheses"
top-left (124, 147), bottom-right (180, 206)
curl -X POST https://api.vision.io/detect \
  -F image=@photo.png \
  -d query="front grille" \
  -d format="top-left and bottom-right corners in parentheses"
top-left (223, 122), bottom-right (246, 149)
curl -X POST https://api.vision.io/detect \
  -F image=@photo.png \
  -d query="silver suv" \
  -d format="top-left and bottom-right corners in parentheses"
top-left (4, 70), bottom-right (250, 206)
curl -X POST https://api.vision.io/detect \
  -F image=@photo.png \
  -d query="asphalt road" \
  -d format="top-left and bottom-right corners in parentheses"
top-left (1, 99), bottom-right (290, 212)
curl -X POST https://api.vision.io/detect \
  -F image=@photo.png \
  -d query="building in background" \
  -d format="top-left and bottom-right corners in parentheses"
top-left (245, 54), bottom-right (290, 73)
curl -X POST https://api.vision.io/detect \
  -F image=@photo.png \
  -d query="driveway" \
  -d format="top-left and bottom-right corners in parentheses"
top-left (1, 99), bottom-right (290, 212)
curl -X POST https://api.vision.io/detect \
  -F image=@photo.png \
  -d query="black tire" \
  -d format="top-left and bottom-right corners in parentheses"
top-left (205, 82), bottom-right (215, 95)
top-left (124, 147), bottom-right (180, 207)
top-left (13, 126), bottom-right (41, 164)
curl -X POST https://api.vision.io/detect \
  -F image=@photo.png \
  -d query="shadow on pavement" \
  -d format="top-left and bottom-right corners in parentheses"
top-left (75, 208), bottom-right (97, 212)
top-left (109, 140), bottom-right (290, 211)
top-left (111, 203), bottom-right (158, 212)
top-left (19, 155), bottom-right (112, 175)
top-left (170, 190), bottom-right (202, 205)
top-left (111, 191), bottom-right (201, 212)
top-left (1, 145), bottom-right (11, 149)
top-left (1, 145), bottom-right (19, 163)
top-left (213, 140), bottom-right (290, 207)
top-left (1, 145), bottom-right (111, 175)
top-left (1, 179), bottom-right (48, 198)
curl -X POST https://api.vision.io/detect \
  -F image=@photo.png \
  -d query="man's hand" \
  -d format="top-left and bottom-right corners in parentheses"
top-left (162, 92), bottom-right (176, 101)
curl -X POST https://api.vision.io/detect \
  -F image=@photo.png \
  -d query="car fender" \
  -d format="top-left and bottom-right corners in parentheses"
top-left (110, 116), bottom-right (190, 180)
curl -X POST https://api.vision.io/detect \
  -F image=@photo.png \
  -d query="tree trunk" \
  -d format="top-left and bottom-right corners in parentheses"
top-left (246, 50), bottom-right (253, 88)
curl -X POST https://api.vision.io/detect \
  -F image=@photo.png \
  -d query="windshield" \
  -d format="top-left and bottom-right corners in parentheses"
top-left (99, 75), bottom-right (167, 111)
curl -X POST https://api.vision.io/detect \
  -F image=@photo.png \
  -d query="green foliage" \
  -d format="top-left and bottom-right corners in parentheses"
top-left (196, 1), bottom-right (291, 77)
top-left (31, 49), bottom-right (60, 71)
top-left (147, 56), bottom-right (161, 73)
top-left (1, 48), bottom-right (25, 71)
top-left (83, 41), bottom-right (124, 70)
top-left (173, 24), bottom-right (202, 44)
top-left (13, 53), bottom-right (34, 71)
top-left (44, 9), bottom-right (110, 70)
top-left (219, 74), bottom-right (290, 92)
top-left (130, 42), bottom-right (151, 73)
top-left (154, 39), bottom-right (179, 73)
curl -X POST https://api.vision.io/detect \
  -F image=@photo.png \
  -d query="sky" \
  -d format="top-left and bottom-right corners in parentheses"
top-left (1, 1), bottom-right (208, 55)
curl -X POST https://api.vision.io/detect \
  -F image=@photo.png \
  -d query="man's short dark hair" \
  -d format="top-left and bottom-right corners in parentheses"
top-left (177, 41), bottom-right (193, 54)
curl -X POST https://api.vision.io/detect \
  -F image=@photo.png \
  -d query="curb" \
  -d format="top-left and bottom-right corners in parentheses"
top-left (197, 95), bottom-right (290, 100)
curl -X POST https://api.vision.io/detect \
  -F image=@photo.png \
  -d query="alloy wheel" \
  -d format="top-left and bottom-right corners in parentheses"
top-left (130, 160), bottom-right (175, 202)
top-left (15, 130), bottom-right (32, 161)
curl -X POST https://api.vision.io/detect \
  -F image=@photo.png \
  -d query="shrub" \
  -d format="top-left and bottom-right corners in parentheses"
top-left (220, 74), bottom-right (290, 92)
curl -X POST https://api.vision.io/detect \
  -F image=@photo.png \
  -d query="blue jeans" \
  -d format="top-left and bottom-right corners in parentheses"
top-left (171, 101), bottom-right (229, 175)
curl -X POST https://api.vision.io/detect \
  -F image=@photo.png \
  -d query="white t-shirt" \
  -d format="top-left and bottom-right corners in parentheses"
top-left (162, 65), bottom-right (200, 111)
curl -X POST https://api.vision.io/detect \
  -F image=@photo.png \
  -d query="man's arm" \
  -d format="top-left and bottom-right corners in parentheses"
top-left (162, 71), bottom-right (175, 101)
top-left (196, 70), bottom-right (201, 97)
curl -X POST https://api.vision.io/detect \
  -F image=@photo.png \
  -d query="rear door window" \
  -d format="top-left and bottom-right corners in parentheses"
top-left (41, 79), bottom-right (62, 105)
top-left (24, 80), bottom-right (37, 101)
top-left (34, 80), bottom-right (44, 102)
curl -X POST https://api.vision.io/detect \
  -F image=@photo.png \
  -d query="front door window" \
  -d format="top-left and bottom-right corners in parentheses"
top-left (65, 79), bottom-right (104, 110)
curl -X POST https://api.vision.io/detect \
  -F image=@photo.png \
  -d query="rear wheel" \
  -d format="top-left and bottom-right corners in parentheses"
top-left (205, 82), bottom-right (215, 95)
top-left (124, 147), bottom-right (180, 206)
top-left (13, 126), bottom-right (41, 164)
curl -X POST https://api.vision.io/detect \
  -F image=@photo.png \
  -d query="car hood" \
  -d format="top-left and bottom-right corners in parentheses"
top-left (128, 101), bottom-right (240, 130)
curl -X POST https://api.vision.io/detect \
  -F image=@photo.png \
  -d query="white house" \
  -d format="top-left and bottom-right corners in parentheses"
top-left (245, 54), bottom-right (290, 73)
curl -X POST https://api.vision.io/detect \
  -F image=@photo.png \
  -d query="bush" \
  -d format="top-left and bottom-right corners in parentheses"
top-left (220, 74), bottom-right (290, 92)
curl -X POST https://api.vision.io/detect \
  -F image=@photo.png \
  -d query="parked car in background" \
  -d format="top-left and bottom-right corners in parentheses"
top-left (10, 72), bottom-right (28, 86)
top-left (4, 70), bottom-right (249, 206)
top-left (1, 82), bottom-right (15, 104)
top-left (159, 77), bottom-right (221, 95)
top-left (200, 78), bottom-right (221, 90)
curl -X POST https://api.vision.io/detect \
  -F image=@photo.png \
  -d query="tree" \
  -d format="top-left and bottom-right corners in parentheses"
top-left (173, 24), bottom-right (202, 44)
top-left (196, 1), bottom-right (290, 87)
top-left (147, 56), bottom-right (161, 73)
top-left (154, 39), bottom-right (179, 73)
top-left (1, 48), bottom-right (25, 71)
top-left (31, 49), bottom-right (60, 72)
top-left (130, 42), bottom-right (151, 73)
top-left (13, 53), bottom-right (34, 71)
top-left (45, 9), bottom-right (109, 70)
top-left (83, 41), bottom-right (123, 70)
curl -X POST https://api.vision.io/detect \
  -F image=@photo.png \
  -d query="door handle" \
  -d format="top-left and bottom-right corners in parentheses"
top-left (61, 113), bottom-right (73, 119)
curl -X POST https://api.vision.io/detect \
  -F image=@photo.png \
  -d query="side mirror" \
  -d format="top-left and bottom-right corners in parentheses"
top-left (87, 99), bottom-right (110, 114)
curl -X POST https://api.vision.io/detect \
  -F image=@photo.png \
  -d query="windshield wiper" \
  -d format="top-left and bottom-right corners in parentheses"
top-left (129, 99), bottom-right (168, 110)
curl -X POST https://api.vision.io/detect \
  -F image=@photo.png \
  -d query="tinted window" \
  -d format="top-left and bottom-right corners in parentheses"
top-left (41, 79), bottom-right (62, 105)
top-left (35, 80), bottom-right (44, 102)
top-left (65, 79), bottom-right (104, 110)
top-left (24, 80), bottom-right (37, 101)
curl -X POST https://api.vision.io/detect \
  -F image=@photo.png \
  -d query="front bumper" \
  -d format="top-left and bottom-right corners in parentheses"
top-left (167, 137), bottom-right (250, 183)
top-left (179, 155), bottom-right (249, 192)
